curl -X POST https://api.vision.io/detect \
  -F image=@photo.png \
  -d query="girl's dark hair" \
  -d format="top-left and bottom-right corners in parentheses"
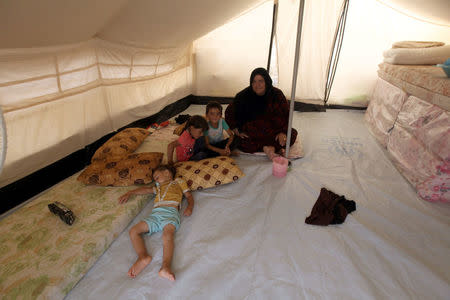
top-left (206, 101), bottom-right (223, 114)
top-left (185, 115), bottom-right (208, 131)
top-left (154, 164), bottom-right (177, 179)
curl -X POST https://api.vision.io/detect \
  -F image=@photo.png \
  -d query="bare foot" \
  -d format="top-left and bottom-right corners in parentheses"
top-left (159, 266), bottom-right (175, 281)
top-left (127, 255), bottom-right (152, 278)
top-left (263, 146), bottom-right (278, 161)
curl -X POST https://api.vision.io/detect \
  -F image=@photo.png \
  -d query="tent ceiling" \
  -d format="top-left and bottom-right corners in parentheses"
top-left (384, 0), bottom-right (450, 26)
top-left (0, 0), bottom-right (267, 49)
top-left (98, 0), bottom-right (267, 48)
top-left (0, 0), bottom-right (129, 49)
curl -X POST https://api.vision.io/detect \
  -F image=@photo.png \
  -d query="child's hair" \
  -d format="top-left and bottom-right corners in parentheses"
top-left (206, 101), bottom-right (223, 114)
top-left (185, 115), bottom-right (208, 131)
top-left (153, 164), bottom-right (177, 179)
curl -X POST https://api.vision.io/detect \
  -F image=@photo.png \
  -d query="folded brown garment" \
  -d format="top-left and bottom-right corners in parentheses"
top-left (305, 188), bottom-right (356, 226)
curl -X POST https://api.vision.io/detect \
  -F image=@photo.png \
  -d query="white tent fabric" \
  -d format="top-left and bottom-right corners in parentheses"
top-left (0, 0), bottom-right (267, 49)
top-left (378, 0), bottom-right (450, 27)
top-left (0, 0), bottom-right (449, 191)
top-left (194, 0), bottom-right (346, 103)
top-left (329, 0), bottom-right (450, 106)
top-left (194, 2), bottom-right (273, 97)
top-left (65, 106), bottom-right (450, 300)
top-left (0, 0), bottom-right (267, 188)
top-left (194, 0), bottom-right (450, 105)
top-left (276, 0), bottom-right (345, 105)
top-left (0, 39), bottom-right (193, 187)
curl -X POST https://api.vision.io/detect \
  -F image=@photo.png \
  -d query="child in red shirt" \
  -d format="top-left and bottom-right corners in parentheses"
top-left (167, 115), bottom-right (208, 164)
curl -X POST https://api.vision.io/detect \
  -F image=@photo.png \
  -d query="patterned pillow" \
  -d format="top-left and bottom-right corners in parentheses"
top-left (173, 122), bottom-right (186, 136)
top-left (91, 128), bottom-right (150, 162)
top-left (78, 152), bottom-right (163, 186)
top-left (174, 156), bottom-right (245, 190)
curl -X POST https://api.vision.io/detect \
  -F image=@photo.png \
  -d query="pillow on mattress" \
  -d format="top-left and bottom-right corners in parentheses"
top-left (91, 128), bottom-right (150, 162)
top-left (78, 152), bottom-right (163, 186)
top-left (135, 124), bottom-right (179, 164)
top-left (174, 156), bottom-right (245, 190)
top-left (383, 45), bottom-right (450, 65)
top-left (173, 122), bottom-right (186, 136)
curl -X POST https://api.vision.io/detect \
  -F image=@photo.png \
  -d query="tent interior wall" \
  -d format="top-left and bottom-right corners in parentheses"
top-left (0, 1), bottom-right (449, 211)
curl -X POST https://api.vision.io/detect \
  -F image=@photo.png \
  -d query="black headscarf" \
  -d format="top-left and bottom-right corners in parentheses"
top-left (234, 67), bottom-right (273, 129)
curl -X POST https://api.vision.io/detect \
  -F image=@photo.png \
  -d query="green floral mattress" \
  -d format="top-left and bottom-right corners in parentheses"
top-left (0, 172), bottom-right (151, 299)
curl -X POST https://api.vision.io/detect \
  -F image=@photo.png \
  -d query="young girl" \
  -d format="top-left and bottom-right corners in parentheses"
top-left (118, 165), bottom-right (193, 281)
top-left (167, 115), bottom-right (208, 164)
top-left (204, 101), bottom-right (237, 157)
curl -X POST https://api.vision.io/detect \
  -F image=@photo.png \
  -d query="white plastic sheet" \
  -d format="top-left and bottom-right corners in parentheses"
top-left (66, 107), bottom-right (450, 300)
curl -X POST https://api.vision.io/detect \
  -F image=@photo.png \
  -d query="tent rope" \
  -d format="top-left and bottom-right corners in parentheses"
top-left (267, 1), bottom-right (279, 72)
top-left (324, 0), bottom-right (349, 105)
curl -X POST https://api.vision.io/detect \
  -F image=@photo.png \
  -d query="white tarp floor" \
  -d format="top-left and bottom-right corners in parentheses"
top-left (65, 106), bottom-right (450, 300)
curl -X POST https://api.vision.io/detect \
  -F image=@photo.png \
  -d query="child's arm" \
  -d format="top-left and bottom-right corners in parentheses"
top-left (224, 128), bottom-right (234, 151)
top-left (118, 185), bottom-right (155, 204)
top-left (205, 136), bottom-right (228, 156)
top-left (183, 191), bottom-right (194, 216)
top-left (167, 140), bottom-right (180, 164)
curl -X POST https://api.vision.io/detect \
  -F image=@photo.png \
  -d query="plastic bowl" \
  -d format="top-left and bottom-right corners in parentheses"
top-left (436, 64), bottom-right (450, 78)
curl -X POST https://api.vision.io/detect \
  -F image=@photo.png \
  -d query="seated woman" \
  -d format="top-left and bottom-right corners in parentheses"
top-left (225, 67), bottom-right (297, 160)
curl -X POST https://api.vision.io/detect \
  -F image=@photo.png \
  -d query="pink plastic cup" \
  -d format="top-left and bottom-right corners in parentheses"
top-left (272, 156), bottom-right (288, 178)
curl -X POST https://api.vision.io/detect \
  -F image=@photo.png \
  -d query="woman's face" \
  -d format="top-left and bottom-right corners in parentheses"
top-left (251, 74), bottom-right (266, 96)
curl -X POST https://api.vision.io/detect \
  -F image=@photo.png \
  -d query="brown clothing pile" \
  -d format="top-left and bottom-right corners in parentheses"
top-left (305, 188), bottom-right (356, 226)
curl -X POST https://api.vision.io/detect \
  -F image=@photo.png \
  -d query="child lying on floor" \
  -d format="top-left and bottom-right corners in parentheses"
top-left (118, 165), bottom-right (194, 281)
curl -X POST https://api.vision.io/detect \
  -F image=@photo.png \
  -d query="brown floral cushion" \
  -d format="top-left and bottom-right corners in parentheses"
top-left (78, 152), bottom-right (163, 186)
top-left (91, 128), bottom-right (150, 162)
top-left (174, 156), bottom-right (245, 190)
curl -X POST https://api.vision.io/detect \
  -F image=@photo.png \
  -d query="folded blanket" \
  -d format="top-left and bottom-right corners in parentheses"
top-left (383, 45), bottom-right (450, 65)
top-left (392, 41), bottom-right (445, 49)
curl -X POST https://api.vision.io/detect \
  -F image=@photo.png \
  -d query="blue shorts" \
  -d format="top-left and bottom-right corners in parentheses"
top-left (144, 206), bottom-right (180, 235)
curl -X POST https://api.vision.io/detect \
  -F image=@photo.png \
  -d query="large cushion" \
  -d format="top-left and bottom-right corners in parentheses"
top-left (91, 128), bottom-right (150, 162)
top-left (78, 152), bottom-right (163, 186)
top-left (174, 156), bottom-right (245, 190)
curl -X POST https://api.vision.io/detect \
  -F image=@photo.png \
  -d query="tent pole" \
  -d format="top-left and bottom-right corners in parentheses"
top-left (267, 0), bottom-right (279, 72)
top-left (285, 0), bottom-right (306, 158)
top-left (0, 106), bottom-right (7, 175)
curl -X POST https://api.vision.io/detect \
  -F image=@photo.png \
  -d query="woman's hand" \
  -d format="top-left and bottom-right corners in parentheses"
top-left (276, 133), bottom-right (287, 147)
top-left (233, 128), bottom-right (249, 139)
